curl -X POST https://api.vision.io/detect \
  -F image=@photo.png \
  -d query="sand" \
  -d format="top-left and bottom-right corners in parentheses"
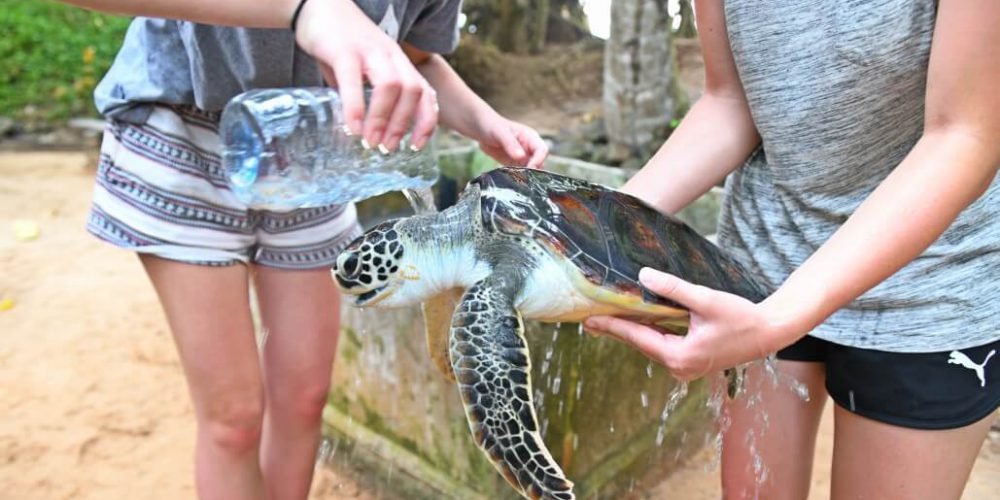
top-left (1, 151), bottom-right (997, 499)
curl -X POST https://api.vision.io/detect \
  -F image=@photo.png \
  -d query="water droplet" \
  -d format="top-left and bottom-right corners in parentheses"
top-left (790, 379), bottom-right (811, 402)
top-left (575, 380), bottom-right (583, 399)
top-left (257, 327), bottom-right (270, 350)
top-left (646, 362), bottom-right (654, 378)
top-left (660, 382), bottom-right (689, 422)
top-left (552, 376), bottom-right (561, 394)
top-left (577, 323), bottom-right (584, 336)
top-left (315, 438), bottom-right (332, 464)
top-left (640, 391), bottom-right (649, 408)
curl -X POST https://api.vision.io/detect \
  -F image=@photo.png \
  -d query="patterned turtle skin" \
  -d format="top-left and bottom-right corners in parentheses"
top-left (333, 167), bottom-right (769, 500)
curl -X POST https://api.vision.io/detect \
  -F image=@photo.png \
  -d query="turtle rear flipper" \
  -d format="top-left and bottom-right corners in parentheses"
top-left (422, 288), bottom-right (466, 381)
top-left (450, 279), bottom-right (575, 500)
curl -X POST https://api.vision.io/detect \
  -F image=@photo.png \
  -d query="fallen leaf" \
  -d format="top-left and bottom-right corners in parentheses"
top-left (12, 220), bottom-right (40, 241)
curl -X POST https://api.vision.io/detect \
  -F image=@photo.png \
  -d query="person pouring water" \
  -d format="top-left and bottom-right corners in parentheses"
top-left (58, 0), bottom-right (547, 498)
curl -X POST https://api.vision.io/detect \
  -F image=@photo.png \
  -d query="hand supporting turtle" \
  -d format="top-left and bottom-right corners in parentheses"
top-left (585, 267), bottom-right (794, 381)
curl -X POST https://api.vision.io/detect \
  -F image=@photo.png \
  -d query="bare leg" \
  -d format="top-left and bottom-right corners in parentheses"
top-left (721, 360), bottom-right (828, 500)
top-left (253, 266), bottom-right (342, 500)
top-left (141, 256), bottom-right (266, 500)
top-left (831, 406), bottom-right (993, 500)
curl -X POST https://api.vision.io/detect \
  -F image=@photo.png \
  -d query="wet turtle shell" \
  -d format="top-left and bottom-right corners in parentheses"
top-left (472, 167), bottom-right (768, 309)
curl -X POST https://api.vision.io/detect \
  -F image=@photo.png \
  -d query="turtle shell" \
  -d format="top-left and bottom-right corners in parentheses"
top-left (472, 168), bottom-right (768, 308)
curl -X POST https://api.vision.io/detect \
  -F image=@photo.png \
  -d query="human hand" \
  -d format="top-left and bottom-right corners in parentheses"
top-left (293, 0), bottom-right (437, 151)
top-left (473, 113), bottom-right (548, 169)
top-left (584, 268), bottom-right (791, 381)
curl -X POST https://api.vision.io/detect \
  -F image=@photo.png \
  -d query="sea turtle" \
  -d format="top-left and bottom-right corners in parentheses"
top-left (333, 167), bottom-right (767, 500)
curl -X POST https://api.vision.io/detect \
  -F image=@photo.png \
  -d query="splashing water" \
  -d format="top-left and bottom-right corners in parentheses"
top-left (697, 358), bottom-right (815, 494)
top-left (403, 186), bottom-right (436, 215)
top-left (763, 355), bottom-right (811, 402)
top-left (655, 382), bottom-right (689, 446)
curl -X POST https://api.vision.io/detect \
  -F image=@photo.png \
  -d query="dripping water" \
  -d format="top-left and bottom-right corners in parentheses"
top-left (655, 382), bottom-right (689, 446)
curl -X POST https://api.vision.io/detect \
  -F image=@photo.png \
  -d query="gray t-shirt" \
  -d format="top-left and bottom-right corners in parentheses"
top-left (94, 0), bottom-right (461, 123)
top-left (717, 0), bottom-right (1000, 352)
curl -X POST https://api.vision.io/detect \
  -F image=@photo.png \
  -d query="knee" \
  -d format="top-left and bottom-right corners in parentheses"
top-left (273, 379), bottom-right (332, 425)
top-left (200, 394), bottom-right (265, 455)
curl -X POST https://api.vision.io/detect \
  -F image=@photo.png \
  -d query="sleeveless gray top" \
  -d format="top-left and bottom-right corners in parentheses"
top-left (717, 0), bottom-right (1000, 352)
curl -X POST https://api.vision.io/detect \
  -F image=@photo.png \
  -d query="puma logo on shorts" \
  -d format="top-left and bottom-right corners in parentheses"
top-left (948, 349), bottom-right (996, 388)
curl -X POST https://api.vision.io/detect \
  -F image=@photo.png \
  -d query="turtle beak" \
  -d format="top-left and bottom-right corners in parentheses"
top-left (353, 285), bottom-right (389, 306)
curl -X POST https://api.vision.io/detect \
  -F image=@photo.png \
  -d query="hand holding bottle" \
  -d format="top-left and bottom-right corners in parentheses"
top-left (293, 0), bottom-right (438, 151)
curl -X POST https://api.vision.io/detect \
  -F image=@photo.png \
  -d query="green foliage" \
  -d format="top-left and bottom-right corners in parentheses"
top-left (0, 0), bottom-right (131, 123)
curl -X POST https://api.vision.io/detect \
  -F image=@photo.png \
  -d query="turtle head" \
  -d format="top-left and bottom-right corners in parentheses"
top-left (334, 219), bottom-right (423, 308)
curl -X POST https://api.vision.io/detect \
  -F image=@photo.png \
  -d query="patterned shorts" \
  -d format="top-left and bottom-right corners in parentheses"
top-left (87, 105), bottom-right (362, 269)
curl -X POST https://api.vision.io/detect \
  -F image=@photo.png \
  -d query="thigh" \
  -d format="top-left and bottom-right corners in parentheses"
top-left (253, 265), bottom-right (342, 399)
top-left (831, 406), bottom-right (993, 500)
top-left (141, 255), bottom-right (261, 414)
top-left (721, 359), bottom-right (828, 500)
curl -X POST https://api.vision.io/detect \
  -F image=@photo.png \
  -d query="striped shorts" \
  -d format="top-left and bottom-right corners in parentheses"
top-left (87, 105), bottom-right (362, 269)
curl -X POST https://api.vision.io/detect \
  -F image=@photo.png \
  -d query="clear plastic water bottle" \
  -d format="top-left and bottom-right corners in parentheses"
top-left (220, 87), bottom-right (438, 210)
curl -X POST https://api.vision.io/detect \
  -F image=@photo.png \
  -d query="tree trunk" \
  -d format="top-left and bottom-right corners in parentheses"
top-left (465, 0), bottom-right (577, 53)
top-left (603, 0), bottom-right (680, 163)
top-left (677, 0), bottom-right (697, 38)
top-left (530, 0), bottom-right (550, 53)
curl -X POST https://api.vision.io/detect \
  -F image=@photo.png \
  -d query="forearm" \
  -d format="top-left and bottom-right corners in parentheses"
top-left (621, 94), bottom-right (760, 214)
top-left (760, 130), bottom-right (1000, 346)
top-left (412, 53), bottom-right (498, 139)
top-left (59, 0), bottom-right (303, 28)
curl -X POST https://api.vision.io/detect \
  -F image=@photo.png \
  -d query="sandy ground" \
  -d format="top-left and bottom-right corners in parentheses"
top-left (1, 151), bottom-right (997, 499)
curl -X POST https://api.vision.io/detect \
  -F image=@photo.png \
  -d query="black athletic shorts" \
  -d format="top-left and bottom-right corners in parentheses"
top-left (776, 335), bottom-right (1000, 430)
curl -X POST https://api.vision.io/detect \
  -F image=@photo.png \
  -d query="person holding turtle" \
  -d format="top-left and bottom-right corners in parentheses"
top-left (585, 0), bottom-right (1000, 498)
top-left (57, 0), bottom-right (547, 498)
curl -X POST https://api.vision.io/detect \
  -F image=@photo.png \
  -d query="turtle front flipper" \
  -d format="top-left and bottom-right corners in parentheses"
top-left (421, 288), bottom-right (465, 381)
top-left (450, 280), bottom-right (574, 500)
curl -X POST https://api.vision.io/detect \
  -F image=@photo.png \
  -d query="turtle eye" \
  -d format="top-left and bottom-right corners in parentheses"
top-left (340, 253), bottom-right (360, 278)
